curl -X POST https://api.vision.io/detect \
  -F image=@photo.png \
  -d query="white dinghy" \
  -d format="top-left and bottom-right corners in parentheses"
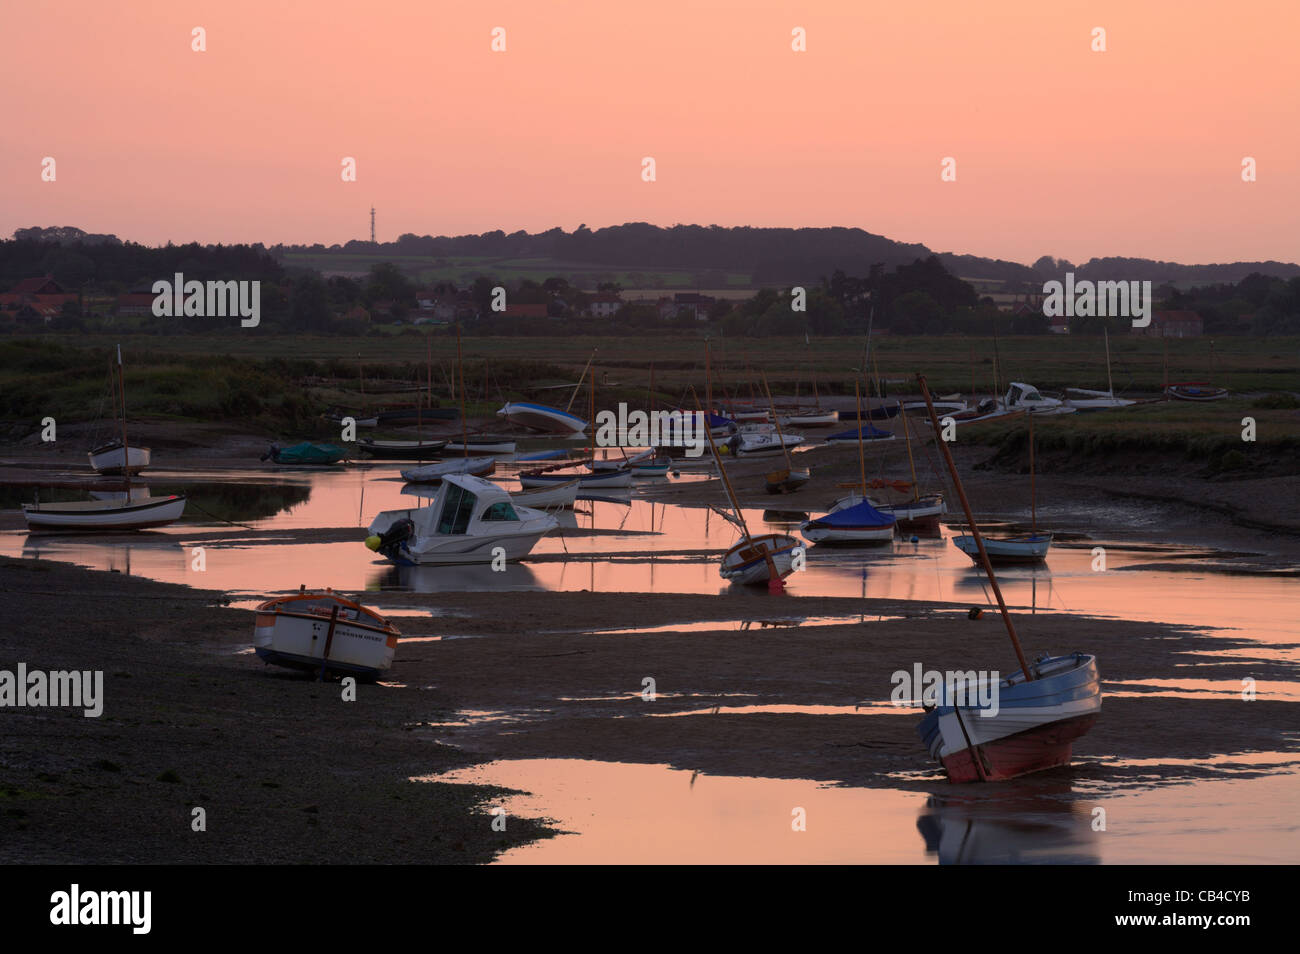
top-left (253, 587), bottom-right (400, 680)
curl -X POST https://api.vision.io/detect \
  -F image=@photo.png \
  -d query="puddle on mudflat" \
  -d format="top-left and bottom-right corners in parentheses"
top-left (565, 614), bottom-right (904, 637)
top-left (420, 757), bottom-right (1300, 864)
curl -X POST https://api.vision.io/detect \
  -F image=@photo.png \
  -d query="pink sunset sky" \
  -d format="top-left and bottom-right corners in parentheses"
top-left (2, 0), bottom-right (1296, 265)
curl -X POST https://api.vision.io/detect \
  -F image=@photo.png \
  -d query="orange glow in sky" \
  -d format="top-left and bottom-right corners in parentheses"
top-left (2, 0), bottom-right (1296, 264)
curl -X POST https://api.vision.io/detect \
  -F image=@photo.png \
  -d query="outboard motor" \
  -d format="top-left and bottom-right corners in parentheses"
top-left (371, 517), bottom-right (415, 561)
top-left (260, 443), bottom-right (280, 463)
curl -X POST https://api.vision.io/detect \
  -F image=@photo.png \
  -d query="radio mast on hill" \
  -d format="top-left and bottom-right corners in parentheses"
top-left (370, 206), bottom-right (376, 244)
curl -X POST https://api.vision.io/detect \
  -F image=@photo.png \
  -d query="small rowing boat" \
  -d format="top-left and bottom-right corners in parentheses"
top-left (497, 401), bottom-right (588, 434)
top-left (445, 437), bottom-right (517, 454)
top-left (88, 439), bottom-right (151, 476)
top-left (253, 588), bottom-right (400, 680)
top-left (953, 533), bottom-right (1051, 564)
top-left (509, 479), bottom-right (580, 509)
top-left (1165, 382), bottom-right (1229, 402)
top-left (519, 467), bottom-right (633, 489)
top-left (358, 438), bottom-right (448, 460)
top-left (400, 456), bottom-right (496, 483)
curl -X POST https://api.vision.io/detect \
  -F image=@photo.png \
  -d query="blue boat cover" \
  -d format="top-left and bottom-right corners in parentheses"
top-left (811, 500), bottom-right (895, 527)
top-left (828, 423), bottom-right (893, 441)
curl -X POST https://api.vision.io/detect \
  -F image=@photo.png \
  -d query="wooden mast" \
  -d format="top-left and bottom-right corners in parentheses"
top-left (855, 378), bottom-right (867, 499)
top-left (565, 348), bottom-right (597, 415)
top-left (901, 397), bottom-right (919, 502)
top-left (1029, 410), bottom-right (1037, 534)
top-left (1104, 327), bottom-right (1114, 398)
top-left (761, 372), bottom-right (794, 482)
top-left (705, 339), bottom-right (712, 413)
top-left (917, 373), bottom-right (1033, 680)
top-left (116, 345), bottom-right (131, 494)
top-left (456, 324), bottom-right (467, 458)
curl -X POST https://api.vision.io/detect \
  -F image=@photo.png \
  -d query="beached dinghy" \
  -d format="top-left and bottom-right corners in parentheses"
top-left (953, 533), bottom-right (1051, 564)
top-left (253, 588), bottom-right (400, 680)
top-left (262, 442), bottom-right (347, 465)
top-left (825, 423), bottom-right (894, 444)
top-left (912, 372), bottom-right (1100, 783)
top-left (632, 456), bottom-right (672, 477)
top-left (727, 432), bottom-right (803, 458)
top-left (509, 479), bottom-right (580, 509)
top-left (497, 401), bottom-right (588, 434)
top-left (590, 448), bottom-right (654, 471)
top-left (23, 493), bottom-right (187, 532)
top-left (916, 652), bottom-right (1102, 783)
top-left (88, 438), bottom-right (151, 476)
top-left (357, 438), bottom-right (447, 460)
top-left (800, 499), bottom-right (896, 545)
top-left (1165, 382), bottom-right (1228, 402)
top-left (445, 436), bottom-right (517, 454)
top-left (1063, 388), bottom-right (1136, 411)
top-left (518, 467), bottom-right (633, 489)
top-left (782, 409), bottom-right (839, 428)
top-left (720, 533), bottom-right (802, 585)
top-left (400, 456), bottom-right (496, 483)
top-left (365, 474), bottom-right (557, 566)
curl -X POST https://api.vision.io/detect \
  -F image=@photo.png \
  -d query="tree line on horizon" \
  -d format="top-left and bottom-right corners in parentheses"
top-left (2, 231), bottom-right (1299, 336)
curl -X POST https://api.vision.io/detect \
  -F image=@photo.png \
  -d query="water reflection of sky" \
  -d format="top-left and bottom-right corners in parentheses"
top-left (3, 466), bottom-right (1296, 647)
top-left (419, 758), bottom-right (1300, 864)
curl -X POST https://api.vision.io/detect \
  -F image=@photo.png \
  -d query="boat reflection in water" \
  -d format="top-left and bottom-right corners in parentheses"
top-left (916, 783), bottom-right (1101, 864)
top-left (369, 561), bottom-right (543, 593)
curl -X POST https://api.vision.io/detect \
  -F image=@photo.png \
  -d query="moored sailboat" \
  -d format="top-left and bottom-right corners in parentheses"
top-left (912, 373), bottom-right (1100, 782)
top-left (24, 346), bottom-right (186, 533)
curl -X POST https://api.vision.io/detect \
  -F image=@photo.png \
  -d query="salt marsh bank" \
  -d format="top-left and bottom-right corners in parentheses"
top-left (1, 447), bottom-right (1298, 864)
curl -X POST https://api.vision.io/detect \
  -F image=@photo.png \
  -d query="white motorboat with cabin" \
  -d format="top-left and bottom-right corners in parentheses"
top-left (366, 473), bottom-right (557, 566)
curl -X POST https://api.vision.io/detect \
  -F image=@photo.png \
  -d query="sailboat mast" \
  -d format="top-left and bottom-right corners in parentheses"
top-left (565, 348), bottom-right (597, 414)
top-left (1029, 411), bottom-right (1037, 533)
top-left (901, 400), bottom-right (919, 501)
top-left (761, 373), bottom-right (793, 472)
top-left (116, 345), bottom-right (131, 493)
top-left (1104, 328), bottom-right (1114, 398)
top-left (695, 388), bottom-right (782, 588)
top-left (855, 379), bottom-right (867, 496)
top-left (456, 324), bottom-right (467, 458)
top-left (705, 339), bottom-right (712, 413)
top-left (917, 373), bottom-right (1034, 680)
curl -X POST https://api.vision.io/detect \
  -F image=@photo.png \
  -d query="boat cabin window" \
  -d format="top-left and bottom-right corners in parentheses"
top-left (437, 484), bottom-right (478, 535)
top-left (1022, 388), bottom-right (1042, 402)
top-left (481, 502), bottom-right (520, 522)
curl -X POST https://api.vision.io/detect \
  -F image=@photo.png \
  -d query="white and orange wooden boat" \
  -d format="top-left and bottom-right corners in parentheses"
top-left (252, 587), bottom-right (400, 680)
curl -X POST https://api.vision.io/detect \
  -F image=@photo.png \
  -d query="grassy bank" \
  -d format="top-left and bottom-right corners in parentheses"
top-left (11, 331), bottom-right (1299, 396)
